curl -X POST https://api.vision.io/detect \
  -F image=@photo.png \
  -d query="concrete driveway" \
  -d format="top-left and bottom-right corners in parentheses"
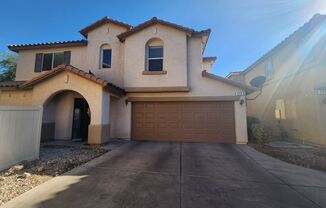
top-left (2, 142), bottom-right (326, 208)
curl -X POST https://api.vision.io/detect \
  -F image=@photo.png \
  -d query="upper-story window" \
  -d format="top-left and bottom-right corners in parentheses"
top-left (100, 44), bottom-right (112, 68)
top-left (34, 51), bottom-right (70, 72)
top-left (265, 59), bottom-right (274, 80)
top-left (146, 38), bottom-right (163, 71)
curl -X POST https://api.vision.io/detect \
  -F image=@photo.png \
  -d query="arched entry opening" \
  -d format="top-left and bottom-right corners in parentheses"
top-left (41, 90), bottom-right (91, 143)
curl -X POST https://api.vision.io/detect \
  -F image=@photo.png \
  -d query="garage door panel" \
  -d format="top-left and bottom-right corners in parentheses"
top-left (132, 101), bottom-right (236, 143)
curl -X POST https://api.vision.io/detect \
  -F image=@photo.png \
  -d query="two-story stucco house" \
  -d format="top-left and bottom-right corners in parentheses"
top-left (231, 14), bottom-right (326, 146)
top-left (0, 17), bottom-right (255, 144)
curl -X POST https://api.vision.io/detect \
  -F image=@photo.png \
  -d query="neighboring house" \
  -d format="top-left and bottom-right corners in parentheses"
top-left (226, 71), bottom-right (244, 83)
top-left (235, 14), bottom-right (326, 145)
top-left (0, 17), bottom-right (255, 144)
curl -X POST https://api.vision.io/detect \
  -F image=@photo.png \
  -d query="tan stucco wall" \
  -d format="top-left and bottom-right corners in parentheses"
top-left (86, 23), bottom-right (127, 87)
top-left (245, 25), bottom-right (326, 145)
top-left (121, 37), bottom-right (248, 143)
top-left (0, 89), bottom-right (33, 105)
top-left (109, 96), bottom-right (131, 139)
top-left (50, 91), bottom-right (82, 140)
top-left (124, 24), bottom-right (188, 88)
top-left (4, 23), bottom-right (250, 144)
top-left (15, 47), bottom-right (87, 81)
top-left (14, 23), bottom-right (127, 88)
top-left (1, 71), bottom-right (111, 144)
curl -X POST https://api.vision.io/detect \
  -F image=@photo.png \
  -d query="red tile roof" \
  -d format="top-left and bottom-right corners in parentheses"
top-left (8, 40), bottom-right (87, 52)
top-left (19, 65), bottom-right (125, 96)
top-left (202, 70), bottom-right (257, 94)
top-left (117, 17), bottom-right (211, 42)
top-left (0, 81), bottom-right (25, 88)
top-left (80, 16), bottom-right (133, 38)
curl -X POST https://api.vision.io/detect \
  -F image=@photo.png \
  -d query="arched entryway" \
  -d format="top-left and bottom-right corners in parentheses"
top-left (41, 90), bottom-right (91, 143)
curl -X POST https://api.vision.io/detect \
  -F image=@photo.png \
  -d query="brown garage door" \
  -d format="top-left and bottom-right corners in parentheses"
top-left (131, 101), bottom-right (236, 143)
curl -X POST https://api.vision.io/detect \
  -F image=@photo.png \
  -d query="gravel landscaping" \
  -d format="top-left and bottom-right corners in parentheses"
top-left (0, 143), bottom-right (108, 206)
top-left (249, 142), bottom-right (326, 172)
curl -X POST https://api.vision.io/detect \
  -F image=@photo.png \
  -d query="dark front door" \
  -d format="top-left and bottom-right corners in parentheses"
top-left (72, 98), bottom-right (90, 141)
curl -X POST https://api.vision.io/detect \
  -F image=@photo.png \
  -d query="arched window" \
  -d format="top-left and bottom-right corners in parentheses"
top-left (100, 44), bottom-right (112, 69)
top-left (146, 38), bottom-right (163, 71)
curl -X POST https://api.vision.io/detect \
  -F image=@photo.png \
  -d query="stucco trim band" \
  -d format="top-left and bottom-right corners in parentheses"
top-left (142, 70), bottom-right (167, 75)
top-left (127, 96), bottom-right (240, 102)
top-left (125, 86), bottom-right (190, 93)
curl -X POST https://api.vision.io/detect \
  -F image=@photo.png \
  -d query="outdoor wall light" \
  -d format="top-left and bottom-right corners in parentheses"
top-left (240, 99), bottom-right (244, 106)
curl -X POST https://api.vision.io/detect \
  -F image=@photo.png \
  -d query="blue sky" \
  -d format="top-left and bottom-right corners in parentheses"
top-left (0, 0), bottom-right (325, 76)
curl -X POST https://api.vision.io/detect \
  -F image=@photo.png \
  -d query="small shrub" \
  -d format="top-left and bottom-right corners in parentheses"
top-left (278, 124), bottom-right (289, 139)
top-left (251, 123), bottom-right (273, 146)
top-left (247, 117), bottom-right (260, 142)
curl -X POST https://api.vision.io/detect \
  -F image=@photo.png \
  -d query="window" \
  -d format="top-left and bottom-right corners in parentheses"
top-left (147, 46), bottom-right (163, 71)
top-left (53, 52), bottom-right (64, 68)
top-left (34, 51), bottom-right (70, 72)
top-left (100, 44), bottom-right (112, 68)
top-left (275, 99), bottom-right (286, 120)
top-left (265, 60), bottom-right (274, 80)
top-left (145, 38), bottom-right (164, 72)
top-left (42, 53), bottom-right (53, 71)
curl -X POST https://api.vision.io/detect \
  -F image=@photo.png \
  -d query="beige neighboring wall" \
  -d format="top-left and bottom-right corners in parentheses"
top-left (124, 24), bottom-right (188, 88)
top-left (15, 47), bottom-right (87, 81)
top-left (244, 21), bottom-right (326, 145)
top-left (86, 23), bottom-right (127, 87)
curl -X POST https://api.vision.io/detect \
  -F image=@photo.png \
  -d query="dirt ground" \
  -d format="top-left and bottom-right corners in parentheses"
top-left (249, 143), bottom-right (326, 172)
top-left (0, 143), bottom-right (108, 206)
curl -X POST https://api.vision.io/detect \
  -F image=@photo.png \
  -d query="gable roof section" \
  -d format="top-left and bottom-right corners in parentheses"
top-left (241, 13), bottom-right (326, 75)
top-left (202, 70), bottom-right (257, 94)
top-left (8, 40), bottom-right (87, 52)
top-left (80, 16), bottom-right (133, 38)
top-left (117, 17), bottom-right (211, 42)
top-left (226, 71), bottom-right (242, 79)
top-left (19, 65), bottom-right (125, 96)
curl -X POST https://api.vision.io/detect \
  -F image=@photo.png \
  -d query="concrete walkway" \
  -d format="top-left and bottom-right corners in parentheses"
top-left (2, 142), bottom-right (325, 208)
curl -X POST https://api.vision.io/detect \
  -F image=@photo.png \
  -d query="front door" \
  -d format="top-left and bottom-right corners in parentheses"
top-left (72, 98), bottom-right (90, 141)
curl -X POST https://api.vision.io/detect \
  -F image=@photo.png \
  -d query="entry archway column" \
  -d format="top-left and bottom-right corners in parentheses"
top-left (88, 89), bottom-right (111, 144)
